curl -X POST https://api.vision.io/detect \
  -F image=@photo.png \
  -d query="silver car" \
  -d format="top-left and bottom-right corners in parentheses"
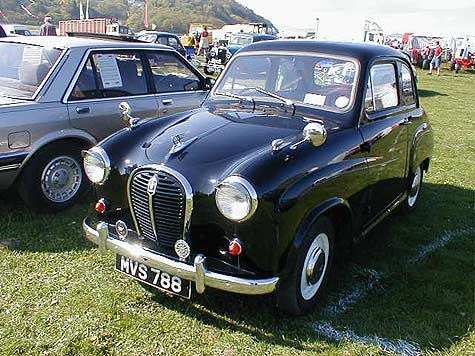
top-left (0, 36), bottom-right (211, 212)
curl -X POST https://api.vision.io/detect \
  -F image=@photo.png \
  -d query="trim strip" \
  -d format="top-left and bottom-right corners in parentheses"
top-left (0, 163), bottom-right (21, 172)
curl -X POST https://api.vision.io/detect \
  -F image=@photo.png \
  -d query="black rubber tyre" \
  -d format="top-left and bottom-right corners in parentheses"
top-left (455, 63), bottom-right (462, 73)
top-left (276, 216), bottom-right (335, 315)
top-left (401, 164), bottom-right (424, 214)
top-left (203, 65), bottom-right (215, 75)
top-left (18, 143), bottom-right (89, 213)
top-left (450, 62), bottom-right (456, 71)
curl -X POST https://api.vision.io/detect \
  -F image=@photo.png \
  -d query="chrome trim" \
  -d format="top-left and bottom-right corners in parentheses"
top-left (147, 174), bottom-right (158, 238)
top-left (83, 146), bottom-right (111, 185)
top-left (361, 193), bottom-right (407, 237)
top-left (127, 164), bottom-right (194, 241)
top-left (0, 163), bottom-right (21, 171)
top-left (215, 175), bottom-right (258, 222)
top-left (83, 218), bottom-right (279, 295)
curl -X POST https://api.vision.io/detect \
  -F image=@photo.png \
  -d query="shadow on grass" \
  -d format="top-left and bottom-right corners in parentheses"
top-left (1, 183), bottom-right (473, 353)
top-left (140, 183), bottom-right (474, 353)
top-left (418, 89), bottom-right (448, 97)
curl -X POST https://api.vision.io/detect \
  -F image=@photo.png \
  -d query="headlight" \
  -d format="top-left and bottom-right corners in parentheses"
top-left (83, 146), bottom-right (110, 184)
top-left (215, 176), bottom-right (258, 222)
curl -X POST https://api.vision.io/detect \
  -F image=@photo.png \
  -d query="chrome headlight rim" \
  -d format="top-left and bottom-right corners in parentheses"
top-left (215, 175), bottom-right (258, 222)
top-left (83, 146), bottom-right (111, 185)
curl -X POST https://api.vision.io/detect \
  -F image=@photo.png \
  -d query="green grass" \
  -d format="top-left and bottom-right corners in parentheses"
top-left (0, 67), bottom-right (474, 356)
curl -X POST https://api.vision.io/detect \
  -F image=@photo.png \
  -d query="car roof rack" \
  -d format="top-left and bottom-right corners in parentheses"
top-left (66, 32), bottom-right (143, 43)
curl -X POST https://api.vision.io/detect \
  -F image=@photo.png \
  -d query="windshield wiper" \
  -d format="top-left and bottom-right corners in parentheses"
top-left (214, 91), bottom-right (255, 109)
top-left (249, 87), bottom-right (295, 115)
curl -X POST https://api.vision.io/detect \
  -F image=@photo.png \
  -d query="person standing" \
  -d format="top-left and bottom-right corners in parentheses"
top-left (39, 16), bottom-right (57, 36)
top-left (198, 26), bottom-right (210, 56)
top-left (428, 41), bottom-right (443, 76)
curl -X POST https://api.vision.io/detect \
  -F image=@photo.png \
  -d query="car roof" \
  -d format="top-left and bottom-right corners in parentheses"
top-left (240, 40), bottom-right (407, 62)
top-left (0, 35), bottom-right (173, 51)
top-left (139, 31), bottom-right (180, 38)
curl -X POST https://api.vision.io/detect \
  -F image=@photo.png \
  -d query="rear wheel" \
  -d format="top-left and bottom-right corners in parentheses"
top-left (18, 143), bottom-right (89, 212)
top-left (276, 216), bottom-right (335, 315)
top-left (401, 165), bottom-right (423, 213)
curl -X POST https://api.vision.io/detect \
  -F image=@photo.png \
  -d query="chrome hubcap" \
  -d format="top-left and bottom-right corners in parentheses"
top-left (408, 166), bottom-right (422, 207)
top-left (300, 232), bottom-right (330, 300)
top-left (41, 156), bottom-right (82, 203)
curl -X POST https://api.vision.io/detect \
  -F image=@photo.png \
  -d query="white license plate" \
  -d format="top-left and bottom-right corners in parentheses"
top-left (115, 254), bottom-right (191, 299)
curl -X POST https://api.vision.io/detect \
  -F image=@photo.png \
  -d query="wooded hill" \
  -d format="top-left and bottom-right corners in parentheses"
top-left (0, 0), bottom-right (272, 34)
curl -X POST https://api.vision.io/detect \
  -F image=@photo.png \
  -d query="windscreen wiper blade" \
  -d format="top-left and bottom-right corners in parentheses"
top-left (214, 91), bottom-right (255, 110)
top-left (251, 87), bottom-right (295, 115)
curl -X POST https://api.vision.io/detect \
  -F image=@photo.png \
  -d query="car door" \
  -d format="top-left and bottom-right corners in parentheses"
top-left (144, 51), bottom-right (208, 116)
top-left (66, 50), bottom-right (160, 141)
top-left (359, 61), bottom-right (412, 221)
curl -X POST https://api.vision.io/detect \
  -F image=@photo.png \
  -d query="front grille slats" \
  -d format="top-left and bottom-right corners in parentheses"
top-left (129, 168), bottom-right (189, 250)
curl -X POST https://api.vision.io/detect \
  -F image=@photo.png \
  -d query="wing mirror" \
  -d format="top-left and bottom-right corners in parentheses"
top-left (205, 77), bottom-right (216, 90)
top-left (119, 101), bottom-right (140, 128)
top-left (303, 122), bottom-right (327, 147)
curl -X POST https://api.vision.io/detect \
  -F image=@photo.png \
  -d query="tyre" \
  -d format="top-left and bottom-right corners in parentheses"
top-left (18, 143), bottom-right (89, 212)
top-left (401, 164), bottom-right (423, 213)
top-left (203, 64), bottom-right (215, 75)
top-left (276, 216), bottom-right (335, 315)
top-left (455, 63), bottom-right (462, 73)
top-left (450, 62), bottom-right (456, 71)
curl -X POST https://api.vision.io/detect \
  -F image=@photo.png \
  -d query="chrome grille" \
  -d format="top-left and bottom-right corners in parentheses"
top-left (129, 167), bottom-right (190, 249)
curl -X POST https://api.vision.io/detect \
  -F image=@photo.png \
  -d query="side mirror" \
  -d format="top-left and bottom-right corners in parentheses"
top-left (303, 122), bottom-right (327, 147)
top-left (205, 77), bottom-right (216, 90)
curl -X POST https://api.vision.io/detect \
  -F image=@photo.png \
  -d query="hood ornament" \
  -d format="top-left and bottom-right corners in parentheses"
top-left (169, 133), bottom-right (198, 155)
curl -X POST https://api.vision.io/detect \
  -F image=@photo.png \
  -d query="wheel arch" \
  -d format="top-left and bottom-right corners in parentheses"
top-left (278, 197), bottom-right (354, 277)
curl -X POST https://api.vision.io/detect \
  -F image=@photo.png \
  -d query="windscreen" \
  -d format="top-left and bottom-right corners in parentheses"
top-left (0, 42), bottom-right (62, 99)
top-left (214, 53), bottom-right (358, 112)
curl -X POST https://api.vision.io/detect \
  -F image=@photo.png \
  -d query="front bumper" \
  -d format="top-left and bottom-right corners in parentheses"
top-left (83, 217), bottom-right (279, 295)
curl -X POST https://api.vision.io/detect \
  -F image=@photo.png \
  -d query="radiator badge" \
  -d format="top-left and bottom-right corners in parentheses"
top-left (174, 239), bottom-right (191, 260)
top-left (147, 174), bottom-right (158, 195)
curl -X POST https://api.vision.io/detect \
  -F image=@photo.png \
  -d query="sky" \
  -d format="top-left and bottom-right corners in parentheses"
top-left (237, 0), bottom-right (475, 40)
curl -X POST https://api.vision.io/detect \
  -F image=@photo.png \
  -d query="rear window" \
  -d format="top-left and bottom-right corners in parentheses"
top-left (0, 42), bottom-right (62, 99)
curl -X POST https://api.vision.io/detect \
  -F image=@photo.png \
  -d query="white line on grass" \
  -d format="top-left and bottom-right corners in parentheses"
top-left (313, 321), bottom-right (422, 356)
top-left (311, 226), bottom-right (473, 355)
top-left (408, 227), bottom-right (475, 264)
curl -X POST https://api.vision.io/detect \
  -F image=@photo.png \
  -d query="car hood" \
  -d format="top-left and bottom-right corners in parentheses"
top-left (144, 107), bottom-right (319, 185)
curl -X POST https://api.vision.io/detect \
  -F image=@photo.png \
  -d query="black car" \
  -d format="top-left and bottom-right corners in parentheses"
top-left (136, 31), bottom-right (187, 58)
top-left (82, 41), bottom-right (433, 315)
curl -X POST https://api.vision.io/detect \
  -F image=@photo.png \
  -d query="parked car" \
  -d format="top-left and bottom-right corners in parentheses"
top-left (0, 24), bottom-right (6, 38)
top-left (0, 35), bottom-right (211, 212)
top-left (136, 31), bottom-right (188, 58)
top-left (82, 41), bottom-right (433, 315)
top-left (203, 33), bottom-right (277, 75)
top-left (1, 24), bottom-right (32, 36)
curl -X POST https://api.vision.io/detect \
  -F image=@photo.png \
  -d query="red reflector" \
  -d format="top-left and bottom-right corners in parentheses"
top-left (95, 199), bottom-right (107, 214)
top-left (228, 239), bottom-right (242, 256)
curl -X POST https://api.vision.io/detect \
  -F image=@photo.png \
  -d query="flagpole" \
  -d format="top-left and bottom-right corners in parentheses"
top-left (85, 0), bottom-right (90, 20)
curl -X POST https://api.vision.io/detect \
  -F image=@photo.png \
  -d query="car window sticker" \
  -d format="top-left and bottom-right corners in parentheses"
top-left (22, 46), bottom-right (43, 65)
top-left (96, 54), bottom-right (123, 89)
top-left (304, 93), bottom-right (326, 106)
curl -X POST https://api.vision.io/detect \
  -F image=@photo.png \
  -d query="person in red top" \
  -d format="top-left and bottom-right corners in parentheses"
top-left (428, 41), bottom-right (443, 76)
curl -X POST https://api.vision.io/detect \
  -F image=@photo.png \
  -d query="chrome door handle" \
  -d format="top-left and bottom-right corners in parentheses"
top-left (162, 99), bottom-right (174, 105)
top-left (401, 117), bottom-right (413, 126)
top-left (76, 107), bottom-right (90, 114)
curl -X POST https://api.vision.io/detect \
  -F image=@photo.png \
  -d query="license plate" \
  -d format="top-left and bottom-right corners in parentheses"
top-left (115, 254), bottom-right (191, 299)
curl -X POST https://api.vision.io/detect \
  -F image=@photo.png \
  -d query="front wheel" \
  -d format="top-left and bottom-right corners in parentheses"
top-left (276, 216), bottom-right (335, 315)
top-left (18, 143), bottom-right (89, 212)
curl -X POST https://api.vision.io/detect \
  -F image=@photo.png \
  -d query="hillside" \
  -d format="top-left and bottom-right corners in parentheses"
top-left (0, 0), bottom-right (273, 34)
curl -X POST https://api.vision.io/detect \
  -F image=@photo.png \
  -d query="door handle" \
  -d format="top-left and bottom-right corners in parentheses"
top-left (401, 117), bottom-right (413, 126)
top-left (162, 99), bottom-right (174, 105)
top-left (76, 107), bottom-right (90, 114)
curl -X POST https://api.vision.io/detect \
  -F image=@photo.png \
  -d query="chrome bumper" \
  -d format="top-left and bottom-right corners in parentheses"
top-left (83, 218), bottom-right (279, 295)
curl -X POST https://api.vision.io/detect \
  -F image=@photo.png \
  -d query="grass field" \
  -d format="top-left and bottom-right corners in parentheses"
top-left (0, 67), bottom-right (474, 356)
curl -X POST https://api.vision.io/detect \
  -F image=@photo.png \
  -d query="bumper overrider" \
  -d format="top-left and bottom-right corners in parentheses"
top-left (83, 217), bottom-right (279, 295)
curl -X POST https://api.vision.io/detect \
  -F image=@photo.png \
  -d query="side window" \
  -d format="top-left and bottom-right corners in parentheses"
top-left (168, 37), bottom-right (179, 50)
top-left (364, 75), bottom-right (374, 112)
top-left (93, 52), bottom-right (147, 98)
top-left (400, 64), bottom-right (415, 106)
top-left (369, 63), bottom-right (398, 111)
top-left (70, 58), bottom-right (99, 100)
top-left (146, 52), bottom-right (201, 93)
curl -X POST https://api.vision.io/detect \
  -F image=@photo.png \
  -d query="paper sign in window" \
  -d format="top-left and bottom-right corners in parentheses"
top-left (22, 46), bottom-right (43, 65)
top-left (304, 93), bottom-right (326, 106)
top-left (96, 54), bottom-right (123, 89)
